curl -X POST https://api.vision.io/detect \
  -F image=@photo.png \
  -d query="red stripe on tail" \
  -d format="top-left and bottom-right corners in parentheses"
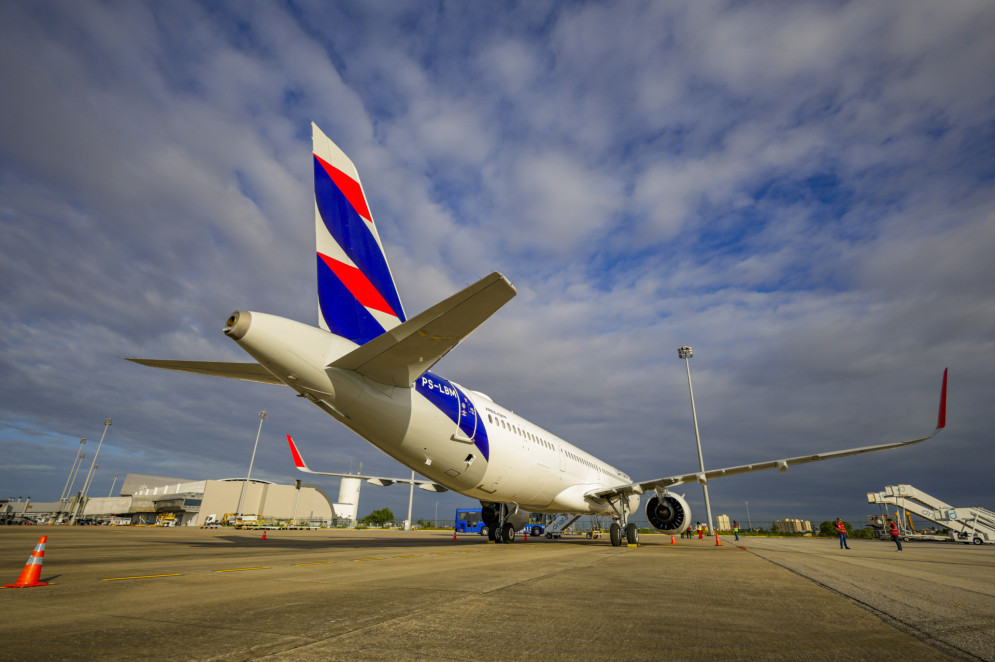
top-left (314, 154), bottom-right (371, 222)
top-left (318, 253), bottom-right (399, 318)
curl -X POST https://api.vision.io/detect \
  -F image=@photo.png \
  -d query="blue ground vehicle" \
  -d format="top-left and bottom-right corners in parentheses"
top-left (454, 507), bottom-right (487, 535)
top-left (522, 518), bottom-right (545, 536)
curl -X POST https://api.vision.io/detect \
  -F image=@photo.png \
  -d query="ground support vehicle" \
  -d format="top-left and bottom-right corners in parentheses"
top-left (868, 484), bottom-right (995, 545)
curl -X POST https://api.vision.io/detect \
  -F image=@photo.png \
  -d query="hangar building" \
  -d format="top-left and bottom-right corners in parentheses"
top-left (25, 473), bottom-right (363, 527)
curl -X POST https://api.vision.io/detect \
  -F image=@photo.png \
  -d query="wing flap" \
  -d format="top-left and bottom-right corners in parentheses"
top-left (329, 272), bottom-right (516, 387)
top-left (125, 358), bottom-right (285, 385)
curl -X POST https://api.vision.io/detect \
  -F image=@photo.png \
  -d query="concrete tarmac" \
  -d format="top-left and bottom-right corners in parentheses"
top-left (1, 528), bottom-right (991, 661)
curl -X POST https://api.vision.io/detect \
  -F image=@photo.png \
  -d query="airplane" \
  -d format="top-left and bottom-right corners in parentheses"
top-left (128, 122), bottom-right (948, 546)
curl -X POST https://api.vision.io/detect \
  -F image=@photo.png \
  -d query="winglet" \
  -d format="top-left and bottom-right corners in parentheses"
top-left (286, 434), bottom-right (310, 471)
top-left (936, 368), bottom-right (948, 431)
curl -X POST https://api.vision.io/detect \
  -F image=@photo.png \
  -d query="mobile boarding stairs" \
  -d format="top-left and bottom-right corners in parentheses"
top-left (867, 484), bottom-right (995, 545)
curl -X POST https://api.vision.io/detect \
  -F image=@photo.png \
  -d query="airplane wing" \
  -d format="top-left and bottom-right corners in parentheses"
top-left (328, 272), bottom-right (516, 387)
top-left (589, 368), bottom-right (948, 501)
top-left (287, 434), bottom-right (448, 492)
top-left (124, 358), bottom-right (285, 385)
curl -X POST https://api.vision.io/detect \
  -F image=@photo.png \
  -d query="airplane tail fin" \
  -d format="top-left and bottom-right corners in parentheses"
top-left (312, 123), bottom-right (406, 343)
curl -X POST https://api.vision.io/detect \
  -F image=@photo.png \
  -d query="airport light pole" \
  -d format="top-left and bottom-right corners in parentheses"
top-left (76, 419), bottom-right (112, 521)
top-left (60, 438), bottom-right (86, 502)
top-left (67, 452), bottom-right (85, 504)
top-left (291, 479), bottom-right (301, 526)
top-left (108, 473), bottom-right (120, 498)
top-left (236, 411), bottom-right (267, 517)
top-left (678, 346), bottom-right (717, 544)
top-left (745, 500), bottom-right (753, 531)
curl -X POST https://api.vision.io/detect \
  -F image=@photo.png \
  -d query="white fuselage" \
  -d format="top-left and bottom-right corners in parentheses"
top-left (227, 310), bottom-right (636, 515)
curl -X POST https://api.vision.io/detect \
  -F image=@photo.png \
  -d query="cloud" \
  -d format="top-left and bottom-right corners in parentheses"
top-left (1, 0), bottom-right (993, 525)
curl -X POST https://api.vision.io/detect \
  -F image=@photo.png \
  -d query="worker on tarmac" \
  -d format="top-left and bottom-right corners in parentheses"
top-left (835, 518), bottom-right (851, 550)
top-left (733, 520), bottom-right (740, 541)
top-left (887, 518), bottom-right (903, 551)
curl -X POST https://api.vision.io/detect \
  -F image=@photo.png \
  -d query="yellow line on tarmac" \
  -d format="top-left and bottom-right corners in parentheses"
top-left (215, 567), bottom-right (269, 573)
top-left (101, 573), bottom-right (183, 581)
top-left (294, 561), bottom-right (336, 566)
top-left (395, 554), bottom-right (421, 558)
top-left (353, 558), bottom-right (384, 561)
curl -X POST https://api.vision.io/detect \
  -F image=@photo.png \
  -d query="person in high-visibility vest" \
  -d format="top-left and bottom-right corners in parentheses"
top-left (887, 518), bottom-right (903, 551)
top-left (834, 518), bottom-right (850, 550)
top-left (733, 520), bottom-right (740, 541)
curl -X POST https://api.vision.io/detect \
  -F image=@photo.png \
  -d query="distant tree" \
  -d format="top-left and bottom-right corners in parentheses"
top-left (360, 507), bottom-right (395, 527)
top-left (416, 518), bottom-right (428, 528)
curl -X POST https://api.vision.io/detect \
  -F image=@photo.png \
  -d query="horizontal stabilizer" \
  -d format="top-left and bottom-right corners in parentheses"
top-left (287, 435), bottom-right (447, 492)
top-left (124, 358), bottom-right (284, 385)
top-left (329, 272), bottom-right (516, 387)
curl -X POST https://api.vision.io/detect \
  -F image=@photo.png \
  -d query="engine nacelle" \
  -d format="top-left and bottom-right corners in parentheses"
top-left (645, 493), bottom-right (691, 535)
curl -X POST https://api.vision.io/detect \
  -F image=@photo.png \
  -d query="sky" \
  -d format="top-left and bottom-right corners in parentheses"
top-left (1, 0), bottom-right (993, 528)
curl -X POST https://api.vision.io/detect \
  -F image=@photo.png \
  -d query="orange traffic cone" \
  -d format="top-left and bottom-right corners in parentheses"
top-left (715, 533), bottom-right (722, 547)
top-left (5, 536), bottom-right (49, 588)
top-left (452, 531), bottom-right (458, 541)
top-left (671, 535), bottom-right (676, 544)
top-left (523, 533), bottom-right (528, 542)
top-left (261, 532), bottom-right (267, 541)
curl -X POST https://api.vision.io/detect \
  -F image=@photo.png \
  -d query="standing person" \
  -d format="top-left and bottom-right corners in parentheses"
top-left (887, 518), bottom-right (903, 551)
top-left (835, 518), bottom-right (850, 550)
top-left (733, 520), bottom-right (740, 541)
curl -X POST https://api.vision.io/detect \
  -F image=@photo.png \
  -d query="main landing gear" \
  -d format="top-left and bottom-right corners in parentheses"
top-left (482, 504), bottom-right (517, 543)
top-left (607, 494), bottom-right (639, 547)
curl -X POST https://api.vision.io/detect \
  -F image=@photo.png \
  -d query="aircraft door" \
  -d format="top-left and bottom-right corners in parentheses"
top-left (415, 372), bottom-right (491, 466)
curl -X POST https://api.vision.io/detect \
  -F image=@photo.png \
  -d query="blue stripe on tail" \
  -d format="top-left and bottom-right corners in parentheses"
top-left (314, 157), bottom-right (406, 323)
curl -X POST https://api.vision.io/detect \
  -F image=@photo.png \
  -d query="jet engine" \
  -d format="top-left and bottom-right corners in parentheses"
top-left (645, 493), bottom-right (691, 535)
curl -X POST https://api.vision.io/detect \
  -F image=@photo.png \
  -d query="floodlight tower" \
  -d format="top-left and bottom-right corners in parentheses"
top-left (60, 438), bottom-right (86, 502)
top-left (678, 346), bottom-right (717, 543)
top-left (236, 411), bottom-right (267, 517)
top-left (79, 419), bottom-right (112, 502)
top-left (72, 419), bottom-right (111, 523)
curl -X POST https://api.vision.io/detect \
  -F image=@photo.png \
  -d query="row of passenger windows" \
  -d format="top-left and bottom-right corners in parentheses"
top-left (566, 450), bottom-right (611, 475)
top-left (487, 413), bottom-right (554, 450)
top-left (486, 413), bottom-right (611, 476)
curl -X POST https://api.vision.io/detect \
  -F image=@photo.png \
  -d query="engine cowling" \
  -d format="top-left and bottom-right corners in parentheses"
top-left (645, 493), bottom-right (691, 535)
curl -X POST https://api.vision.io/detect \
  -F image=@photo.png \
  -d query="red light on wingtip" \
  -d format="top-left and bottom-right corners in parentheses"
top-left (286, 434), bottom-right (306, 469)
top-left (937, 368), bottom-right (948, 430)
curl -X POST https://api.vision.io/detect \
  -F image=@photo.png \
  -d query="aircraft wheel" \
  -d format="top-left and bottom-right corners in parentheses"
top-left (610, 522), bottom-right (622, 547)
top-left (502, 523), bottom-right (516, 543)
top-left (625, 522), bottom-right (639, 545)
top-left (488, 526), bottom-right (499, 542)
